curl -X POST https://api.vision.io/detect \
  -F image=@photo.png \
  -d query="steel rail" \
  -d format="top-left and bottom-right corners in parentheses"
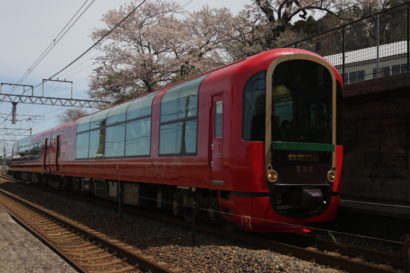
top-left (0, 203), bottom-right (85, 273)
top-left (0, 188), bottom-right (179, 273)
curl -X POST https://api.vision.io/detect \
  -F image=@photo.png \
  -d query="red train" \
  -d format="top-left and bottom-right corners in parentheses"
top-left (9, 48), bottom-right (343, 232)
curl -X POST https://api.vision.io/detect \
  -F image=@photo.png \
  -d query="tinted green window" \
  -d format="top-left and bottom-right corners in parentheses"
top-left (271, 60), bottom-right (332, 143)
top-left (12, 142), bottom-right (41, 161)
top-left (77, 115), bottom-right (92, 133)
top-left (105, 124), bottom-right (125, 157)
top-left (242, 71), bottom-right (266, 141)
top-left (184, 120), bottom-right (197, 153)
top-left (215, 101), bottom-right (223, 138)
top-left (243, 61), bottom-right (333, 144)
top-left (127, 92), bottom-right (157, 120)
top-left (159, 120), bottom-right (197, 154)
top-left (30, 143), bottom-right (41, 160)
top-left (76, 132), bottom-right (89, 159)
top-left (90, 110), bottom-right (109, 129)
top-left (161, 94), bottom-right (198, 122)
top-left (159, 122), bottom-right (183, 154)
top-left (159, 75), bottom-right (206, 155)
top-left (125, 118), bottom-right (151, 156)
top-left (89, 129), bottom-right (105, 158)
top-left (106, 101), bottom-right (131, 125)
top-left (77, 123), bottom-right (90, 133)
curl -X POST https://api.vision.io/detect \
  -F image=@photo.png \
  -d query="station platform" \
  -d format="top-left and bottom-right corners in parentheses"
top-left (340, 198), bottom-right (410, 220)
top-left (0, 206), bottom-right (76, 273)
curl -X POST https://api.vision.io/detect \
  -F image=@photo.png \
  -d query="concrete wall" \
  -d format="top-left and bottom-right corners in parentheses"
top-left (341, 72), bottom-right (410, 203)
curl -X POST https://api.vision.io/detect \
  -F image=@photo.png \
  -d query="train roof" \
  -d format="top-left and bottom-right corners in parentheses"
top-left (14, 48), bottom-right (339, 144)
top-left (75, 48), bottom-right (338, 125)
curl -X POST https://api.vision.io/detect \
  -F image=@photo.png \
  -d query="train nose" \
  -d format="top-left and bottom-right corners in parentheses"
top-left (302, 188), bottom-right (324, 209)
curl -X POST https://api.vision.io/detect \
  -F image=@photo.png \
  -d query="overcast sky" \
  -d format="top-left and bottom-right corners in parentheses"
top-left (0, 0), bottom-right (250, 152)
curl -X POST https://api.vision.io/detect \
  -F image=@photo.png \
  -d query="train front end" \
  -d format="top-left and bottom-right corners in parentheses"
top-left (227, 51), bottom-right (343, 232)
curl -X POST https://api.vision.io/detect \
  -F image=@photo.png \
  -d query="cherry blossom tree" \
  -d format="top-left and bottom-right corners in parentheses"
top-left (89, 0), bottom-right (234, 102)
top-left (88, 0), bottom-right (386, 102)
top-left (89, 0), bottom-right (183, 102)
top-left (58, 109), bottom-right (89, 123)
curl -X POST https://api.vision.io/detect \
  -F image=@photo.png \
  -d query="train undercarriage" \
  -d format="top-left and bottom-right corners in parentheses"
top-left (9, 171), bottom-right (226, 224)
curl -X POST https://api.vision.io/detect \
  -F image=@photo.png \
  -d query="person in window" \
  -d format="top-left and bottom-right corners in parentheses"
top-left (272, 84), bottom-right (292, 141)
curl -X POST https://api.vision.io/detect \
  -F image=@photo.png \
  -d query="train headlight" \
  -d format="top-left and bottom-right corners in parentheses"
top-left (266, 166), bottom-right (278, 183)
top-left (327, 170), bottom-right (336, 183)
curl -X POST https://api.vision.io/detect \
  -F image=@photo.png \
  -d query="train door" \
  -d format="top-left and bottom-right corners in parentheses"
top-left (209, 95), bottom-right (224, 184)
top-left (55, 135), bottom-right (60, 171)
top-left (48, 135), bottom-right (60, 172)
top-left (43, 138), bottom-right (49, 172)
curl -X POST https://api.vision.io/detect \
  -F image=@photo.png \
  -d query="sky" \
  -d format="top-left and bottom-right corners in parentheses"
top-left (0, 0), bottom-right (250, 154)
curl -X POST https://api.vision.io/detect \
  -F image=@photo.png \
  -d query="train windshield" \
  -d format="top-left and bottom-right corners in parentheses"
top-left (243, 60), bottom-right (333, 143)
top-left (272, 60), bottom-right (332, 143)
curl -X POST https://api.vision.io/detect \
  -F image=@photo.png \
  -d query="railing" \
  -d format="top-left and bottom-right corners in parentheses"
top-left (285, 2), bottom-right (410, 85)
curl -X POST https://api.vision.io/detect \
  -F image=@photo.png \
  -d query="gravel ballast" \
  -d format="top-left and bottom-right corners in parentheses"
top-left (0, 181), bottom-right (345, 273)
top-left (0, 207), bottom-right (77, 273)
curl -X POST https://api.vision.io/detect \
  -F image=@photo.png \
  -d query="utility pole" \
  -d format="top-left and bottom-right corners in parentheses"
top-left (1, 146), bottom-right (6, 173)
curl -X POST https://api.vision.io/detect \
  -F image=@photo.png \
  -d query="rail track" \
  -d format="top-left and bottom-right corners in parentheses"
top-left (0, 185), bottom-right (179, 273)
top-left (0, 173), bottom-right (405, 273)
top-left (132, 204), bottom-right (404, 273)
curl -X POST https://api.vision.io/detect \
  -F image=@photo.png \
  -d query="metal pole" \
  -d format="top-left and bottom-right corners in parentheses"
top-left (191, 201), bottom-right (196, 246)
top-left (376, 14), bottom-right (380, 78)
top-left (342, 27), bottom-right (346, 83)
top-left (42, 79), bottom-right (45, 97)
top-left (407, 2), bottom-right (410, 72)
top-left (11, 102), bottom-right (17, 125)
top-left (2, 146), bottom-right (6, 173)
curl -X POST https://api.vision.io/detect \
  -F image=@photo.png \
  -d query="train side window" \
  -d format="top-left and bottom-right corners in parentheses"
top-left (127, 92), bottom-right (157, 120)
top-left (89, 120), bottom-right (105, 158)
top-left (105, 123), bottom-right (125, 157)
top-left (90, 109), bottom-right (109, 130)
top-left (215, 101), bottom-right (223, 138)
top-left (106, 101), bottom-right (131, 125)
top-left (159, 74), bottom-right (207, 155)
top-left (242, 71), bottom-right (266, 141)
top-left (125, 118), bottom-right (151, 156)
top-left (77, 115), bottom-right (92, 133)
top-left (76, 132), bottom-right (89, 159)
top-left (76, 115), bottom-right (91, 159)
top-left (159, 122), bottom-right (183, 154)
top-left (124, 91), bottom-right (157, 157)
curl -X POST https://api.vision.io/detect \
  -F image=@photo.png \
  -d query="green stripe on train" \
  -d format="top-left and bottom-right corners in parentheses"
top-left (272, 142), bottom-right (334, 152)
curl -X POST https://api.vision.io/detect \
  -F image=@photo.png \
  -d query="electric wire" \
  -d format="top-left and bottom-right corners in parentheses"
top-left (13, 0), bottom-right (147, 133)
top-left (49, 0), bottom-right (147, 80)
top-left (0, 0), bottom-right (96, 128)
top-left (11, 0), bottom-right (97, 119)
top-left (14, 0), bottom-right (96, 88)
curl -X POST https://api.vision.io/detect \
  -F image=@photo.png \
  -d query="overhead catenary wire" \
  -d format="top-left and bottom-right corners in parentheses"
top-left (0, 0), bottom-right (96, 128)
top-left (14, 0), bottom-right (148, 130)
top-left (13, 0), bottom-right (96, 88)
top-left (7, 0), bottom-right (206, 130)
top-left (5, 0), bottom-right (223, 136)
top-left (49, 0), bottom-right (147, 80)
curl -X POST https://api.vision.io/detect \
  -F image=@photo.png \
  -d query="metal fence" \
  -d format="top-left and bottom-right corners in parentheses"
top-left (285, 2), bottom-right (410, 85)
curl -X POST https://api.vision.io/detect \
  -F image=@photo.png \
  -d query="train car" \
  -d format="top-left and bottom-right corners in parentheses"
top-left (9, 48), bottom-right (343, 232)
